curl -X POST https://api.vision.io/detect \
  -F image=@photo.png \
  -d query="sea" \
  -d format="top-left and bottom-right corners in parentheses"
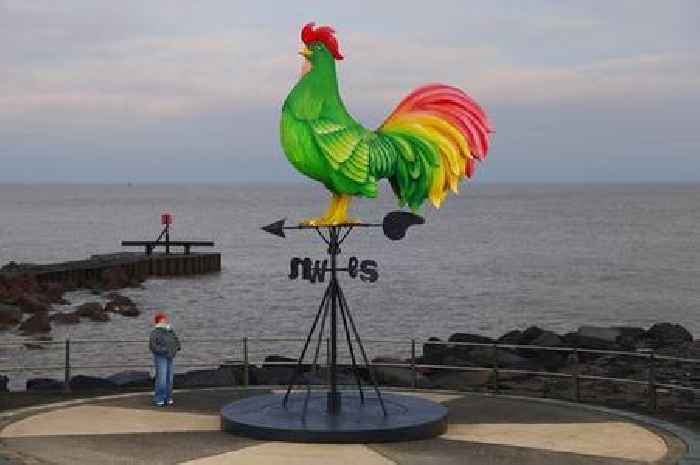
top-left (0, 183), bottom-right (699, 390)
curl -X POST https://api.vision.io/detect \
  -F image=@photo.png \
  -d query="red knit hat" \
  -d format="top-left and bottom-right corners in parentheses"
top-left (154, 312), bottom-right (168, 324)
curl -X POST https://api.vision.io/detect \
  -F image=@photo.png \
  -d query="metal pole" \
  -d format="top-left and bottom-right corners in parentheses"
top-left (648, 353), bottom-right (657, 412)
top-left (243, 337), bottom-right (249, 388)
top-left (491, 343), bottom-right (499, 393)
top-left (63, 338), bottom-right (71, 393)
top-left (327, 227), bottom-right (341, 415)
top-left (573, 348), bottom-right (581, 402)
top-left (411, 339), bottom-right (417, 389)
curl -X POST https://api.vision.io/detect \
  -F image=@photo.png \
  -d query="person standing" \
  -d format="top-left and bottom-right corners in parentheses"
top-left (149, 312), bottom-right (181, 407)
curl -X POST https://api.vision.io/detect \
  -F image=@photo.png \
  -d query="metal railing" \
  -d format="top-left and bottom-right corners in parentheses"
top-left (1, 336), bottom-right (699, 412)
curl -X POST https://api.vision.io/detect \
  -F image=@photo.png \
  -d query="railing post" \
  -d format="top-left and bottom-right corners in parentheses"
top-left (648, 353), bottom-right (657, 412)
top-left (243, 337), bottom-right (249, 388)
top-left (63, 338), bottom-right (71, 394)
top-left (411, 339), bottom-right (417, 389)
top-left (573, 347), bottom-right (581, 402)
top-left (491, 343), bottom-right (499, 393)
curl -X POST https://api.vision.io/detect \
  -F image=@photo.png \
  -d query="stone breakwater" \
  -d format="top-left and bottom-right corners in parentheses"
top-left (0, 264), bottom-right (144, 336)
top-left (0, 251), bottom-right (220, 335)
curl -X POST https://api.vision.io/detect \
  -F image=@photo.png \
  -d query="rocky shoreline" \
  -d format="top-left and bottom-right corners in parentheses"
top-left (1, 261), bottom-right (698, 418)
top-left (0, 267), bottom-right (144, 336)
top-left (2, 322), bottom-right (698, 420)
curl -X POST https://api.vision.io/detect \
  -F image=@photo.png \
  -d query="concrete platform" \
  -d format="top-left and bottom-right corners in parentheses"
top-left (0, 388), bottom-right (691, 465)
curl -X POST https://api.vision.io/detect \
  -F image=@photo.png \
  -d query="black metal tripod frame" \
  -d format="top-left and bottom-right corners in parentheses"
top-left (282, 225), bottom-right (387, 416)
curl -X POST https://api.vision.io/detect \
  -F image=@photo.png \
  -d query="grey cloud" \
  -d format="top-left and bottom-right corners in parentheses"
top-left (0, 1), bottom-right (698, 182)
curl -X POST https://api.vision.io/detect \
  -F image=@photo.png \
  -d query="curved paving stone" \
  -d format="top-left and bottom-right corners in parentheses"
top-left (0, 388), bottom-right (689, 465)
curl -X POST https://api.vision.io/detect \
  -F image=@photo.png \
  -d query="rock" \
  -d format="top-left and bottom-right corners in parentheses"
top-left (448, 333), bottom-right (494, 345)
top-left (427, 370), bottom-right (492, 389)
top-left (105, 294), bottom-right (140, 317)
top-left (107, 370), bottom-right (151, 387)
top-left (466, 347), bottom-right (535, 370)
top-left (615, 327), bottom-right (645, 346)
top-left (531, 330), bottom-right (563, 347)
top-left (26, 378), bottom-right (64, 392)
top-left (254, 355), bottom-right (310, 385)
top-left (573, 326), bottom-right (645, 350)
top-left (250, 366), bottom-right (296, 385)
top-left (534, 350), bottom-right (568, 371)
top-left (19, 312), bottom-right (51, 335)
top-left (76, 302), bottom-right (103, 317)
top-left (50, 311), bottom-right (81, 325)
top-left (603, 361), bottom-right (641, 379)
top-left (511, 330), bottom-right (567, 370)
top-left (0, 303), bottom-right (22, 329)
top-left (69, 375), bottom-right (116, 391)
top-left (685, 341), bottom-right (700, 358)
top-left (616, 326), bottom-right (646, 343)
top-left (448, 333), bottom-right (494, 359)
top-left (89, 311), bottom-right (110, 322)
top-left (263, 355), bottom-right (297, 368)
top-left (497, 330), bottom-right (523, 345)
top-left (422, 337), bottom-right (448, 364)
top-left (578, 326), bottom-right (621, 343)
top-left (174, 366), bottom-right (237, 388)
top-left (519, 326), bottom-right (545, 345)
top-left (0, 375), bottom-right (8, 392)
top-left (42, 282), bottom-right (65, 303)
top-left (105, 293), bottom-right (135, 306)
top-left (17, 294), bottom-right (50, 314)
top-left (644, 323), bottom-right (693, 348)
top-left (562, 332), bottom-right (620, 351)
top-left (128, 276), bottom-right (145, 288)
top-left (104, 301), bottom-right (121, 313)
top-left (372, 356), bottom-right (425, 387)
top-left (117, 306), bottom-right (140, 317)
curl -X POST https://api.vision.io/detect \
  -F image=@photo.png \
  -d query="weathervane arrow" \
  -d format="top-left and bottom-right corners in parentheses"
top-left (262, 211), bottom-right (424, 241)
top-left (261, 218), bottom-right (287, 238)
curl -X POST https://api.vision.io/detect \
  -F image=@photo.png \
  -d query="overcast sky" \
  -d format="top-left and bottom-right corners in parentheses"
top-left (1, 1), bottom-right (698, 183)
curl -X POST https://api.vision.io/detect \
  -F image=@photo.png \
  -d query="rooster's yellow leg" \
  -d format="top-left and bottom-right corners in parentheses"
top-left (325, 194), bottom-right (359, 225)
top-left (300, 194), bottom-right (359, 226)
top-left (300, 194), bottom-right (340, 226)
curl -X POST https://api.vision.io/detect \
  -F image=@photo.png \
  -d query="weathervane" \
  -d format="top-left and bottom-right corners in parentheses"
top-left (261, 211), bottom-right (424, 416)
top-left (221, 18), bottom-right (491, 441)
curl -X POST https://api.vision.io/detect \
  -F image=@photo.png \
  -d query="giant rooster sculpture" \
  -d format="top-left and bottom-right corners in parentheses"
top-left (280, 23), bottom-right (492, 225)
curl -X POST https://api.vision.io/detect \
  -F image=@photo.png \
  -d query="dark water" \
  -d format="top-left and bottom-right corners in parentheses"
top-left (1, 183), bottom-right (699, 388)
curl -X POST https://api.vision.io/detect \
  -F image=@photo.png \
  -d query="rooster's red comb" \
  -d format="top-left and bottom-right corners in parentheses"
top-left (301, 22), bottom-right (343, 60)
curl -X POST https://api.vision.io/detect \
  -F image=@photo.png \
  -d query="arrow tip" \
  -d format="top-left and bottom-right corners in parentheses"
top-left (262, 218), bottom-right (286, 238)
top-left (382, 211), bottom-right (425, 240)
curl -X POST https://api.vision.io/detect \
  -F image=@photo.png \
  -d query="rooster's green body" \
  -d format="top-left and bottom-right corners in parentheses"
top-left (280, 23), bottom-right (492, 225)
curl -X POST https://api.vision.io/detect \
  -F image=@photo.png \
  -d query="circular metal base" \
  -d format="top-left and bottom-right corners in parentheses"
top-left (220, 391), bottom-right (448, 443)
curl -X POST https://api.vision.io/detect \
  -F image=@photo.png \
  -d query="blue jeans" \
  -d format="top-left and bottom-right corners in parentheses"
top-left (153, 354), bottom-right (174, 405)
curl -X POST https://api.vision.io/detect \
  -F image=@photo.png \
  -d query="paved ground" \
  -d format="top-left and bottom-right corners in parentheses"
top-left (0, 388), bottom-right (690, 465)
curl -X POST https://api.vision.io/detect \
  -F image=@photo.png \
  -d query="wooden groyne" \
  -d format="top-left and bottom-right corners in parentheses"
top-left (0, 252), bottom-right (221, 287)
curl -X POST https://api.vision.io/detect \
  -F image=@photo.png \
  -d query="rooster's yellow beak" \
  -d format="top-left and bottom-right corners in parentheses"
top-left (298, 47), bottom-right (312, 59)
